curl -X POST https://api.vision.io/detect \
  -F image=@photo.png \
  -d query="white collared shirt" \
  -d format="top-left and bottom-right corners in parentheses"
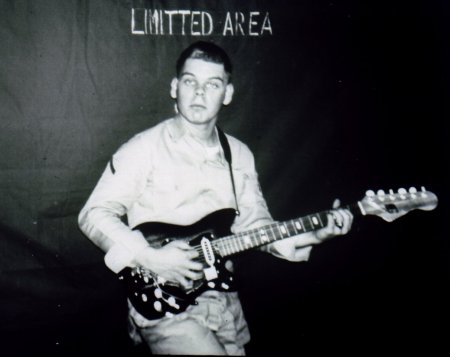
top-left (79, 117), bottom-right (287, 272)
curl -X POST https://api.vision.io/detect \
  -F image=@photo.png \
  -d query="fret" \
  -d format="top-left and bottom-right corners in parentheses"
top-left (226, 237), bottom-right (235, 255)
top-left (235, 236), bottom-right (242, 252)
top-left (221, 238), bottom-right (228, 255)
top-left (250, 231), bottom-right (258, 247)
top-left (254, 228), bottom-right (262, 245)
top-left (228, 237), bottom-right (236, 253)
top-left (236, 235), bottom-right (243, 252)
top-left (239, 234), bottom-right (248, 250)
top-left (230, 237), bottom-right (237, 254)
top-left (251, 229), bottom-right (258, 245)
top-left (243, 236), bottom-right (250, 249)
top-left (231, 239), bottom-right (239, 253)
top-left (215, 240), bottom-right (222, 255)
top-left (242, 234), bottom-right (252, 248)
top-left (316, 212), bottom-right (325, 227)
top-left (285, 220), bottom-right (296, 236)
top-left (269, 225), bottom-right (277, 241)
top-left (246, 229), bottom-right (255, 247)
top-left (217, 239), bottom-right (228, 256)
top-left (259, 228), bottom-right (270, 244)
top-left (319, 211), bottom-right (329, 227)
top-left (294, 219), bottom-right (303, 233)
top-left (264, 226), bottom-right (272, 243)
top-left (217, 240), bottom-right (224, 256)
top-left (226, 240), bottom-right (232, 255)
top-left (307, 214), bottom-right (325, 232)
top-left (302, 216), bottom-right (313, 232)
top-left (279, 222), bottom-right (289, 236)
top-left (220, 238), bottom-right (227, 255)
top-left (268, 224), bottom-right (278, 243)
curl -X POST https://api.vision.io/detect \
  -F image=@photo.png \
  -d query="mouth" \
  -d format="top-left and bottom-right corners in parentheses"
top-left (190, 104), bottom-right (206, 110)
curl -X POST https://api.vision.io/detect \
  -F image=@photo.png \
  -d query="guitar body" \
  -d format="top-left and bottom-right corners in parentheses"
top-left (118, 209), bottom-right (238, 320)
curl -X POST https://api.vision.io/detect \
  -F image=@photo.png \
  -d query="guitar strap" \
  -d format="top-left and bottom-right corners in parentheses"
top-left (216, 126), bottom-right (240, 216)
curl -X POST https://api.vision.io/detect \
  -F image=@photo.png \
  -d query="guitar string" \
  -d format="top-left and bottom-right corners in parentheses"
top-left (190, 213), bottom-right (329, 257)
top-left (153, 211), bottom-right (337, 258)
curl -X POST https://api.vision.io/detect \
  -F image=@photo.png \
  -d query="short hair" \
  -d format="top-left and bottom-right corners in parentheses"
top-left (176, 41), bottom-right (233, 81)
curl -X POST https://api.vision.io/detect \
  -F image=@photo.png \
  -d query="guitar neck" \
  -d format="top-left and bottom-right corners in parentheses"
top-left (213, 203), bottom-right (362, 257)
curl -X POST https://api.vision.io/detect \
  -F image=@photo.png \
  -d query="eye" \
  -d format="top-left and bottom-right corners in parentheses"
top-left (205, 81), bottom-right (221, 89)
top-left (183, 78), bottom-right (196, 87)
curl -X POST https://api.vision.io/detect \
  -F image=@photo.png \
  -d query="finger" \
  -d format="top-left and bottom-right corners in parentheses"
top-left (335, 209), bottom-right (353, 234)
top-left (326, 212), bottom-right (336, 230)
top-left (184, 260), bottom-right (203, 271)
top-left (345, 211), bottom-right (353, 233)
top-left (170, 240), bottom-right (191, 249)
top-left (332, 211), bottom-right (344, 229)
top-left (184, 270), bottom-right (204, 281)
top-left (332, 198), bottom-right (341, 209)
top-left (177, 275), bottom-right (193, 290)
top-left (186, 249), bottom-right (199, 259)
top-left (342, 210), bottom-right (354, 233)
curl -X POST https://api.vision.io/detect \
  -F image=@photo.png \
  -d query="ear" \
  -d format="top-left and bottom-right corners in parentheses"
top-left (170, 78), bottom-right (178, 99)
top-left (223, 83), bottom-right (234, 105)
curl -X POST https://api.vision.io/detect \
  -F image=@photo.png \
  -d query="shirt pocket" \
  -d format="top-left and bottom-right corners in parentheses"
top-left (233, 169), bottom-right (267, 207)
top-left (137, 170), bottom-right (178, 209)
top-left (152, 168), bottom-right (201, 207)
top-left (152, 170), bottom-right (178, 192)
top-left (233, 169), bottom-right (252, 196)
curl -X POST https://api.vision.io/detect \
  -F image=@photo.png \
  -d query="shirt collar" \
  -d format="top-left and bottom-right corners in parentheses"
top-left (167, 116), bottom-right (188, 142)
top-left (167, 116), bottom-right (220, 146)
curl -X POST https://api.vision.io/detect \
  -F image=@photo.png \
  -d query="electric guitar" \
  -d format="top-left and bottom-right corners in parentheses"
top-left (118, 187), bottom-right (438, 320)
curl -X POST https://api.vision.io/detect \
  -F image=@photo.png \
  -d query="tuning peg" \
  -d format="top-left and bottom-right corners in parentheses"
top-left (377, 189), bottom-right (385, 201)
top-left (398, 188), bottom-right (407, 199)
top-left (421, 186), bottom-right (428, 197)
top-left (409, 187), bottom-right (417, 198)
top-left (389, 189), bottom-right (396, 200)
top-left (365, 190), bottom-right (375, 198)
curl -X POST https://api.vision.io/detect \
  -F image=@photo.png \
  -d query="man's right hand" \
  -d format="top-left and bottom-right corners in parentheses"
top-left (132, 240), bottom-right (204, 289)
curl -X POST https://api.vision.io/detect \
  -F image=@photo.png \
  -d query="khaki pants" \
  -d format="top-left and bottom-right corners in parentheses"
top-left (128, 291), bottom-right (250, 355)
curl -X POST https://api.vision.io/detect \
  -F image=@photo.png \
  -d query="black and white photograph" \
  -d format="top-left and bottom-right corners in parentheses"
top-left (0, 0), bottom-right (448, 355)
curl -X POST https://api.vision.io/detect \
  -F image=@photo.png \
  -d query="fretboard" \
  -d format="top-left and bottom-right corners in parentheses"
top-left (212, 204), bottom-right (360, 257)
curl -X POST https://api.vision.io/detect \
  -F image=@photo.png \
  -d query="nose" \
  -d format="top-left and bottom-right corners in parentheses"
top-left (195, 84), bottom-right (205, 96)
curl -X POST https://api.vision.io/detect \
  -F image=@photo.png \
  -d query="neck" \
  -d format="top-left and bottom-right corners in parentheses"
top-left (177, 115), bottom-right (218, 146)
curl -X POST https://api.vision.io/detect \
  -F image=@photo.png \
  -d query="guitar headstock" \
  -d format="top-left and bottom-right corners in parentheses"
top-left (358, 187), bottom-right (438, 222)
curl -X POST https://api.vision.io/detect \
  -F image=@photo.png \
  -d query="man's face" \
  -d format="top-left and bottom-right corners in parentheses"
top-left (171, 58), bottom-right (234, 127)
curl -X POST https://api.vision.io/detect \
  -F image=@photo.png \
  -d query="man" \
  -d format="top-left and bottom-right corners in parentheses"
top-left (78, 41), bottom-right (353, 355)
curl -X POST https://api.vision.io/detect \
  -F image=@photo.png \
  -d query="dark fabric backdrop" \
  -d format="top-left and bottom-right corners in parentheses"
top-left (0, 0), bottom-right (448, 355)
